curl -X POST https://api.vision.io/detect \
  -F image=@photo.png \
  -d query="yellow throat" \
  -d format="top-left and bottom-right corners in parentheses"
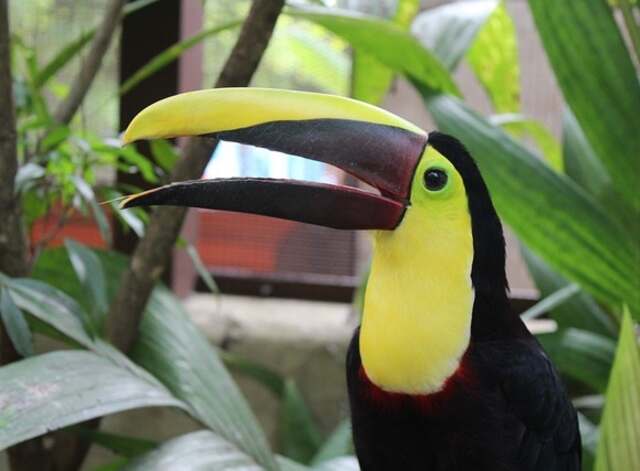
top-left (359, 146), bottom-right (475, 395)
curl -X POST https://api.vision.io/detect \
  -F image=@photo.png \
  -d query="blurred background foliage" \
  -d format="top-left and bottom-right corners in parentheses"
top-left (1, 1), bottom-right (639, 470)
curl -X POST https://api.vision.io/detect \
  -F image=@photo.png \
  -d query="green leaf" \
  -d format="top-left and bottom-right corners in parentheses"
top-left (95, 144), bottom-right (157, 184)
top-left (124, 430), bottom-right (271, 471)
top-left (522, 247), bottom-right (616, 337)
top-left (0, 273), bottom-right (93, 348)
top-left (528, 0), bottom-right (640, 210)
top-left (40, 125), bottom-right (71, 152)
top-left (421, 92), bottom-right (640, 317)
top-left (289, 5), bottom-right (460, 96)
top-left (562, 108), bottom-right (610, 197)
top-left (0, 286), bottom-right (34, 357)
top-left (186, 244), bottom-right (219, 294)
top-left (120, 20), bottom-right (242, 96)
top-left (34, 0), bottom-right (163, 89)
top-left (538, 328), bottom-right (616, 392)
top-left (220, 350), bottom-right (285, 397)
top-left (273, 23), bottom-right (349, 96)
top-left (34, 31), bottom-right (94, 89)
top-left (132, 288), bottom-right (279, 470)
top-left (149, 139), bottom-right (179, 173)
top-left (15, 163), bottom-right (45, 193)
top-left (313, 457), bottom-right (360, 471)
top-left (578, 412), bottom-right (598, 471)
top-left (0, 350), bottom-right (185, 450)
top-left (73, 428), bottom-right (156, 458)
top-left (351, 0), bottom-right (419, 104)
top-left (411, 0), bottom-right (498, 70)
top-left (310, 419), bottom-right (353, 466)
top-left (107, 194), bottom-right (146, 237)
top-left (561, 109), bottom-right (639, 239)
top-left (91, 458), bottom-right (130, 471)
top-left (490, 114), bottom-right (562, 172)
top-left (29, 250), bottom-right (278, 468)
top-left (520, 283), bottom-right (580, 321)
top-left (595, 308), bottom-right (640, 471)
top-left (280, 379), bottom-right (323, 464)
top-left (467, 1), bottom-right (520, 112)
top-left (72, 175), bottom-right (112, 246)
top-left (65, 239), bottom-right (108, 333)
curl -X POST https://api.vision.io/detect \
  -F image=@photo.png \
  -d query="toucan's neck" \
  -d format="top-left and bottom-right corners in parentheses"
top-left (359, 206), bottom-right (475, 395)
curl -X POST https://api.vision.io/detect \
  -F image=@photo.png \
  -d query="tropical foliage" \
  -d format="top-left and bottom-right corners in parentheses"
top-left (1, 0), bottom-right (639, 470)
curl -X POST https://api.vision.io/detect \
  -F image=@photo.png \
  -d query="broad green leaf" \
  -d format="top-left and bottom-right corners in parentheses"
top-left (31, 248), bottom-right (277, 469)
top-left (72, 175), bottom-right (112, 246)
top-left (520, 283), bottom-right (580, 321)
top-left (595, 309), bottom-right (640, 471)
top-left (120, 20), bottom-right (242, 96)
top-left (490, 114), bottom-right (562, 172)
top-left (411, 0), bottom-right (497, 70)
top-left (528, 0), bottom-right (640, 210)
top-left (351, 53), bottom-right (392, 104)
top-left (562, 108), bottom-right (640, 238)
top-left (65, 239), bottom-right (108, 333)
top-left (186, 244), bottom-right (220, 294)
top-left (538, 328), bottom-right (615, 392)
top-left (0, 350), bottom-right (185, 450)
top-left (280, 379), bottom-right (323, 464)
top-left (0, 273), bottom-right (93, 348)
top-left (132, 288), bottom-right (278, 470)
top-left (123, 430), bottom-right (264, 471)
top-left (273, 23), bottom-right (349, 96)
top-left (421, 92), bottom-right (640, 317)
top-left (288, 6), bottom-right (460, 96)
top-left (351, 0), bottom-right (419, 104)
top-left (562, 108), bottom-right (610, 198)
top-left (467, 2), bottom-right (520, 112)
top-left (310, 419), bottom-right (353, 466)
top-left (0, 287), bottom-right (34, 357)
top-left (522, 248), bottom-right (616, 337)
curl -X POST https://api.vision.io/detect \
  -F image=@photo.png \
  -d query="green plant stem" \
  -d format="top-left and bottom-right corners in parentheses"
top-left (618, 0), bottom-right (640, 65)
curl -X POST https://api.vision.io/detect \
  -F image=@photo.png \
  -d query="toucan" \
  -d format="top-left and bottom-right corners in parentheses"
top-left (121, 88), bottom-right (580, 471)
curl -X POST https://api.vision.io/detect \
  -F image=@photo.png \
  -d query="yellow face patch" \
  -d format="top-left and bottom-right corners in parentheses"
top-left (359, 145), bottom-right (475, 394)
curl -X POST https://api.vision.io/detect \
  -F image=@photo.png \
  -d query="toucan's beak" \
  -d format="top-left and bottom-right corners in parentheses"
top-left (121, 88), bottom-right (427, 230)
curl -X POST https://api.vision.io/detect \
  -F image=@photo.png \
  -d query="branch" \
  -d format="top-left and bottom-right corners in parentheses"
top-left (105, 0), bottom-right (285, 353)
top-left (0, 2), bottom-right (50, 470)
top-left (53, 0), bottom-right (126, 125)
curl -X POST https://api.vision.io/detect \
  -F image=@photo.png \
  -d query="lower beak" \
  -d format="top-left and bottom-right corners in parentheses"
top-left (121, 88), bottom-right (427, 230)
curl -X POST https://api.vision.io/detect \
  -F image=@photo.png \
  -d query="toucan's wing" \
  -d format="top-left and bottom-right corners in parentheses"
top-left (495, 338), bottom-right (581, 471)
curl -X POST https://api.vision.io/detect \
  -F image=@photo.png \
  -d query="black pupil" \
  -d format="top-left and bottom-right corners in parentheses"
top-left (424, 169), bottom-right (448, 191)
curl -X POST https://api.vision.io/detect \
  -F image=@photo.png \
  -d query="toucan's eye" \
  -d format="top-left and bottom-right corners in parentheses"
top-left (423, 168), bottom-right (448, 191)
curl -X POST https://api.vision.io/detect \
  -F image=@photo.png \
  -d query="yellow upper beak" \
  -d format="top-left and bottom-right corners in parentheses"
top-left (122, 87), bottom-right (425, 144)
